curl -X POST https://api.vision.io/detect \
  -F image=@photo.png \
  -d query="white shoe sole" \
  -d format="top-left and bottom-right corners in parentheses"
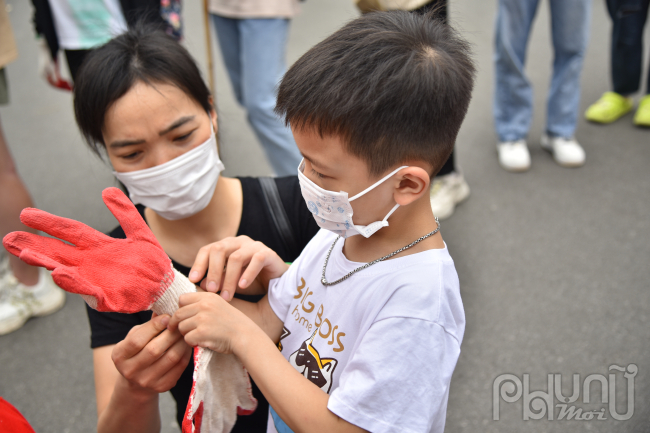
top-left (33, 287), bottom-right (66, 317)
top-left (499, 163), bottom-right (530, 172)
top-left (453, 181), bottom-right (471, 208)
top-left (0, 314), bottom-right (29, 336)
top-left (0, 288), bottom-right (65, 336)
top-left (540, 139), bottom-right (585, 168)
top-left (431, 180), bottom-right (471, 220)
top-left (496, 145), bottom-right (531, 172)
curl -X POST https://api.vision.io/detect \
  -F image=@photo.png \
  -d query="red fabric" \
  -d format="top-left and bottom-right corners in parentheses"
top-left (47, 76), bottom-right (73, 91)
top-left (2, 187), bottom-right (172, 313)
top-left (182, 347), bottom-right (204, 433)
top-left (46, 60), bottom-right (73, 91)
top-left (0, 398), bottom-right (36, 433)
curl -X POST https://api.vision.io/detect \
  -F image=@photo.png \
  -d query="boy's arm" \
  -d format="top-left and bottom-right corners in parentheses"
top-left (233, 306), bottom-right (368, 433)
top-left (170, 294), bottom-right (367, 433)
top-left (176, 236), bottom-right (366, 431)
top-left (229, 295), bottom-right (284, 342)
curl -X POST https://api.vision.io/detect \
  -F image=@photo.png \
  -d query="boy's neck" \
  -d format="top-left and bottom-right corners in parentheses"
top-left (341, 194), bottom-right (444, 263)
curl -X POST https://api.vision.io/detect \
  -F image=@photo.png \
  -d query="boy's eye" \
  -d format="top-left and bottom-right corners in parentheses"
top-left (311, 168), bottom-right (326, 179)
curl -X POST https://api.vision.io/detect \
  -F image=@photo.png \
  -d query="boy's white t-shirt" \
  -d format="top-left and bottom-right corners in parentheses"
top-left (267, 229), bottom-right (465, 433)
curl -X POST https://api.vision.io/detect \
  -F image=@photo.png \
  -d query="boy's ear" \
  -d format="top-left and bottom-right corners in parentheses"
top-left (393, 167), bottom-right (431, 206)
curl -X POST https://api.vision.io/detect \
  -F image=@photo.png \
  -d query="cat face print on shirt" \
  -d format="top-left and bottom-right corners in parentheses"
top-left (288, 330), bottom-right (338, 393)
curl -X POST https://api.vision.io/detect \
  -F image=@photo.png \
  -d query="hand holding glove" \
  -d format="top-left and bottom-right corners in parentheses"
top-left (2, 187), bottom-right (257, 432)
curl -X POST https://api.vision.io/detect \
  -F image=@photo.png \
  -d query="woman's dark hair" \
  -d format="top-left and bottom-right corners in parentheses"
top-left (276, 11), bottom-right (475, 177)
top-left (74, 24), bottom-right (212, 155)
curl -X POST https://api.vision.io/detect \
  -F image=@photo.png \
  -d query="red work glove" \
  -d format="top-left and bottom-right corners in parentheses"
top-left (2, 187), bottom-right (257, 432)
top-left (2, 187), bottom-right (187, 315)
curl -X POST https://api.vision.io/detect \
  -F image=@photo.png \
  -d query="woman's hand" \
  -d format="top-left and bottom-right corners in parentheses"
top-left (188, 236), bottom-right (289, 301)
top-left (112, 313), bottom-right (192, 394)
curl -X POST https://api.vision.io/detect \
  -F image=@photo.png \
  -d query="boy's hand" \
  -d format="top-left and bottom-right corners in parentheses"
top-left (168, 292), bottom-right (256, 356)
top-left (188, 236), bottom-right (289, 301)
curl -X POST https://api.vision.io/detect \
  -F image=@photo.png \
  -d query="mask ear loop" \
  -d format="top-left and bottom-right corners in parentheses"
top-left (351, 167), bottom-right (408, 236)
top-left (381, 204), bottom-right (401, 227)
top-left (349, 166), bottom-right (409, 201)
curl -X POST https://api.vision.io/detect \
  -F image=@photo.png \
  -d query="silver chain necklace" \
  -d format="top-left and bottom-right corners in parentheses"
top-left (321, 217), bottom-right (440, 286)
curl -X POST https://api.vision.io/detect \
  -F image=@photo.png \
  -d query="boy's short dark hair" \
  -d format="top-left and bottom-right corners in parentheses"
top-left (74, 24), bottom-right (212, 155)
top-left (276, 11), bottom-right (475, 177)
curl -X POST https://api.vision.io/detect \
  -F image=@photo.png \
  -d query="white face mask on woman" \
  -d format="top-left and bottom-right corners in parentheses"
top-left (297, 159), bottom-right (407, 238)
top-left (113, 128), bottom-right (224, 220)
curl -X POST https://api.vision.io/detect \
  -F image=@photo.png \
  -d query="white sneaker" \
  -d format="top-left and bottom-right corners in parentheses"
top-left (0, 258), bottom-right (66, 335)
top-left (430, 171), bottom-right (471, 220)
top-left (497, 140), bottom-right (531, 172)
top-left (540, 134), bottom-right (585, 167)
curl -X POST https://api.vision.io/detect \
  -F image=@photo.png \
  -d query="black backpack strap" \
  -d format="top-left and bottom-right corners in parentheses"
top-left (259, 177), bottom-right (299, 257)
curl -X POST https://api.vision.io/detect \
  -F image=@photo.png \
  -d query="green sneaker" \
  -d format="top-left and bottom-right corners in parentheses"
top-left (585, 92), bottom-right (633, 124)
top-left (633, 95), bottom-right (650, 127)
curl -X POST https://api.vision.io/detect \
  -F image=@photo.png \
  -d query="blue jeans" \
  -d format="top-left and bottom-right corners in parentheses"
top-left (212, 15), bottom-right (302, 176)
top-left (493, 0), bottom-right (591, 142)
top-left (606, 0), bottom-right (650, 95)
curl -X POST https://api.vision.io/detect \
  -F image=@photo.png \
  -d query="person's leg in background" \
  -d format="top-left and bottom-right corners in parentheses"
top-left (585, 0), bottom-right (649, 125)
top-left (627, 0), bottom-right (650, 126)
top-left (212, 16), bottom-right (244, 105)
top-left (0, 70), bottom-right (65, 335)
top-left (540, 0), bottom-right (590, 167)
top-left (0, 88), bottom-right (38, 287)
top-left (63, 49), bottom-right (91, 83)
top-left (493, 0), bottom-right (539, 172)
top-left (212, 15), bottom-right (302, 176)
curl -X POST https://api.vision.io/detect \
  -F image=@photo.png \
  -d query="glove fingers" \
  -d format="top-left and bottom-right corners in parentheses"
top-left (3, 232), bottom-right (78, 267)
top-left (17, 248), bottom-right (61, 271)
top-left (102, 188), bottom-right (161, 246)
top-left (19, 208), bottom-right (98, 247)
top-left (51, 267), bottom-right (101, 300)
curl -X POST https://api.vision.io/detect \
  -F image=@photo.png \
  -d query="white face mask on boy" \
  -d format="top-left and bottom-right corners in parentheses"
top-left (297, 159), bottom-right (407, 238)
top-left (113, 127), bottom-right (224, 220)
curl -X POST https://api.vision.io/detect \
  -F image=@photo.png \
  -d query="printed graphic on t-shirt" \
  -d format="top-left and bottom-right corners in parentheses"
top-left (288, 330), bottom-right (338, 393)
top-left (278, 327), bottom-right (291, 352)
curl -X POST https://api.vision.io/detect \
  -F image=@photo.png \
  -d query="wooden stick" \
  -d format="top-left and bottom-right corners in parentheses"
top-left (203, 0), bottom-right (215, 96)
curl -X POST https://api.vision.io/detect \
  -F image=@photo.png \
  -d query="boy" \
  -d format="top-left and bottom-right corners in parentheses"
top-left (172, 10), bottom-right (475, 432)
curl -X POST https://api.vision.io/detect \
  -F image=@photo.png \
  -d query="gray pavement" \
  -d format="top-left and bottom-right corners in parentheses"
top-left (1, 1), bottom-right (649, 432)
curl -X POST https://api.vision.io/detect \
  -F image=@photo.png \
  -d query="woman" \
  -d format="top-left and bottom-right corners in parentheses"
top-left (73, 26), bottom-right (319, 432)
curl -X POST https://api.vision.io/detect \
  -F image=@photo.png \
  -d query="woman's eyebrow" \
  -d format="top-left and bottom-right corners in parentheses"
top-left (159, 115), bottom-right (196, 136)
top-left (109, 138), bottom-right (145, 149)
